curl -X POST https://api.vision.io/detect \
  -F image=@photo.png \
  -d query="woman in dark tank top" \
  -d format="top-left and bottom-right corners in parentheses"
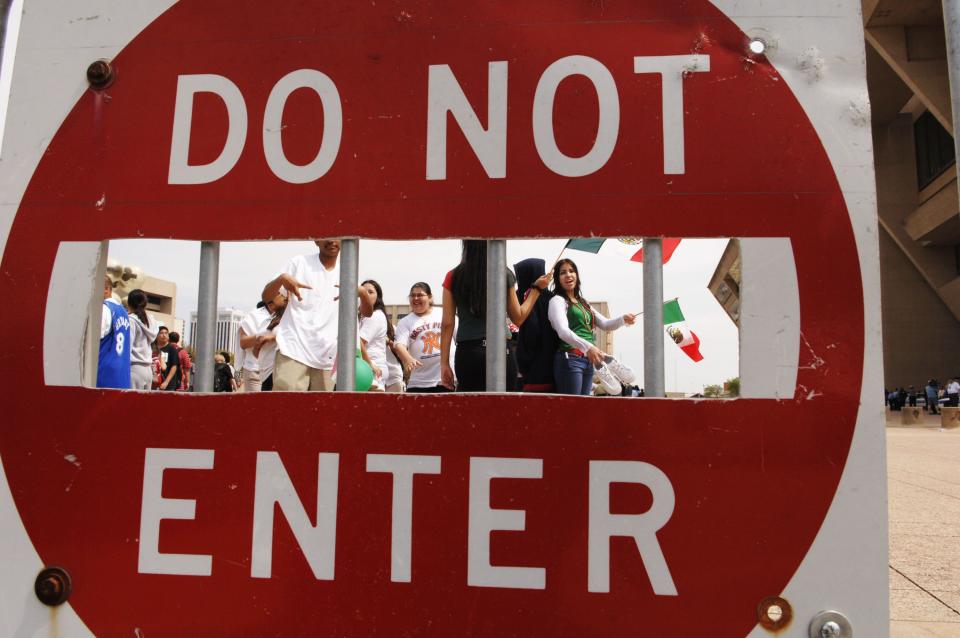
top-left (440, 240), bottom-right (550, 391)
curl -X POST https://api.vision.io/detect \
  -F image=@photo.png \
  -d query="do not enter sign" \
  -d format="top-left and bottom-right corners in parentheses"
top-left (0, 1), bottom-right (886, 636)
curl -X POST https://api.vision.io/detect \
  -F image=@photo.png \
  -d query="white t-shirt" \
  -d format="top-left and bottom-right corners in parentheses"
top-left (259, 331), bottom-right (279, 381)
top-left (395, 307), bottom-right (446, 389)
top-left (384, 342), bottom-right (403, 389)
top-left (238, 306), bottom-right (273, 373)
top-left (274, 254), bottom-right (340, 370)
top-left (359, 310), bottom-right (388, 390)
top-left (949, 381), bottom-right (960, 395)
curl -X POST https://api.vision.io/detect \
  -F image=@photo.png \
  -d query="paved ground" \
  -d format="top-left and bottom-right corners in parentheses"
top-left (887, 410), bottom-right (960, 637)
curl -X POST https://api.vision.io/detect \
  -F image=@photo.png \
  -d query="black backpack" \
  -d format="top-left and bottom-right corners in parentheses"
top-left (213, 363), bottom-right (233, 392)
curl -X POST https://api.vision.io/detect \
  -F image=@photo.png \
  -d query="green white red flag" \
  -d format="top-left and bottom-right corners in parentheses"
top-left (565, 237), bottom-right (681, 263)
top-left (663, 298), bottom-right (703, 362)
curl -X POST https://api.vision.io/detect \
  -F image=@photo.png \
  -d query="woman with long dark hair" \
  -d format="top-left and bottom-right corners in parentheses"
top-left (440, 240), bottom-right (550, 391)
top-left (358, 279), bottom-right (393, 391)
top-left (127, 289), bottom-right (160, 390)
top-left (394, 282), bottom-right (454, 392)
top-left (547, 258), bottom-right (636, 395)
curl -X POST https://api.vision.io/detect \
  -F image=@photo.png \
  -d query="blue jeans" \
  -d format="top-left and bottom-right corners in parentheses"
top-left (554, 351), bottom-right (594, 395)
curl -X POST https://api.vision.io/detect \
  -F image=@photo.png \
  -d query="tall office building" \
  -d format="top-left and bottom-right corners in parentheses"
top-left (189, 308), bottom-right (246, 360)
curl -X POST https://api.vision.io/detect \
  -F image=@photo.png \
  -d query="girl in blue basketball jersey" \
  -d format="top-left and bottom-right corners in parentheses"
top-left (97, 276), bottom-right (132, 389)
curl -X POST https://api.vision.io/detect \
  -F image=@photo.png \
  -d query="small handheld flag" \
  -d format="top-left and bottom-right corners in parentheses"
top-left (663, 298), bottom-right (703, 362)
top-left (565, 237), bottom-right (682, 264)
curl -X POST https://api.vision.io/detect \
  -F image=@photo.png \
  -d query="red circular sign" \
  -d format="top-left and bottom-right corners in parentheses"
top-left (1, 1), bottom-right (863, 635)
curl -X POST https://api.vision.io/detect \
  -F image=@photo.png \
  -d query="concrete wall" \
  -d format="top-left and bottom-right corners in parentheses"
top-left (880, 227), bottom-right (960, 387)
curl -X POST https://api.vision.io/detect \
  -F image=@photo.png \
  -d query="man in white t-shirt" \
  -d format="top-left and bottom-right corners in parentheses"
top-left (947, 378), bottom-right (960, 407)
top-left (237, 301), bottom-right (272, 392)
top-left (262, 240), bottom-right (341, 391)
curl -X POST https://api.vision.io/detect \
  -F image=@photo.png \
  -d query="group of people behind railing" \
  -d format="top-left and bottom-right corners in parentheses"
top-left (886, 378), bottom-right (960, 414)
top-left (97, 239), bottom-right (639, 396)
top-left (98, 277), bottom-right (193, 391)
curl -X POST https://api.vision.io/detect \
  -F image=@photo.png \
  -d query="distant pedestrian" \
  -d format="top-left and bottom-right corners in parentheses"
top-left (97, 276), bottom-right (131, 389)
top-left (127, 289), bottom-right (160, 390)
top-left (237, 301), bottom-right (272, 392)
top-left (925, 379), bottom-right (939, 415)
top-left (947, 378), bottom-right (960, 407)
top-left (169, 332), bottom-right (191, 391)
top-left (887, 389), bottom-right (901, 411)
top-left (156, 326), bottom-right (180, 391)
top-left (213, 353), bottom-right (236, 392)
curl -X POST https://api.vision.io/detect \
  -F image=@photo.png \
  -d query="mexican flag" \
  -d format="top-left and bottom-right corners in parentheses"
top-left (565, 237), bottom-right (681, 264)
top-left (663, 298), bottom-right (703, 362)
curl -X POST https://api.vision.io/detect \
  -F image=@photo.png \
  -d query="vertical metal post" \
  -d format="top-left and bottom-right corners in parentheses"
top-left (643, 238), bottom-right (665, 397)
top-left (195, 240), bottom-right (219, 392)
top-left (485, 239), bottom-right (507, 391)
top-left (336, 238), bottom-right (359, 391)
top-left (945, 0), bottom-right (960, 180)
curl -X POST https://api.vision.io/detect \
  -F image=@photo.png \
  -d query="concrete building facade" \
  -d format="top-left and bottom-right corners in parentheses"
top-left (864, 0), bottom-right (960, 387)
top-left (708, 239), bottom-right (742, 328)
top-left (105, 261), bottom-right (183, 336)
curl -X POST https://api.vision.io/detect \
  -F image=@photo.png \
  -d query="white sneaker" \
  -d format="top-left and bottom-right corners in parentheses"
top-left (594, 363), bottom-right (622, 395)
top-left (603, 355), bottom-right (636, 385)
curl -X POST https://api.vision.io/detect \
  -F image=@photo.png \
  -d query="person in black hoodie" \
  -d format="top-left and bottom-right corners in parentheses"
top-left (513, 258), bottom-right (559, 392)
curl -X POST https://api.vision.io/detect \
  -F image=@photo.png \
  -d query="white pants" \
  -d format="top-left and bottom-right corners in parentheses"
top-left (131, 364), bottom-right (153, 390)
top-left (241, 369), bottom-right (262, 392)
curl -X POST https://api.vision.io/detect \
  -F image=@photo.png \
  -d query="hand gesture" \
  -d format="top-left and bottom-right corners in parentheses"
top-left (252, 333), bottom-right (275, 358)
top-left (623, 313), bottom-right (637, 325)
top-left (279, 273), bottom-right (311, 301)
top-left (370, 362), bottom-right (382, 379)
top-left (404, 358), bottom-right (422, 374)
top-left (533, 273), bottom-right (551, 291)
top-left (587, 346), bottom-right (604, 365)
top-left (440, 361), bottom-right (455, 389)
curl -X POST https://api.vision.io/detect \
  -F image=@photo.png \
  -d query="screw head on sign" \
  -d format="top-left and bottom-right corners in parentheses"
top-left (808, 611), bottom-right (852, 638)
top-left (34, 566), bottom-right (72, 606)
top-left (757, 595), bottom-right (792, 631)
top-left (748, 38), bottom-right (766, 55)
top-left (86, 59), bottom-right (115, 90)
top-left (820, 621), bottom-right (841, 638)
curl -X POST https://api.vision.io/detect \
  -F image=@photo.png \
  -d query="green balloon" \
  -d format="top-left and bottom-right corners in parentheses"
top-left (354, 356), bottom-right (374, 392)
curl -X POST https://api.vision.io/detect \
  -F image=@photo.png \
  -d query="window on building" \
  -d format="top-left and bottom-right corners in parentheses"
top-left (914, 110), bottom-right (955, 190)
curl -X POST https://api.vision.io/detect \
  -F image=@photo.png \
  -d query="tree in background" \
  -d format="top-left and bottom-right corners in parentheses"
top-left (703, 384), bottom-right (723, 398)
top-left (724, 377), bottom-right (740, 397)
